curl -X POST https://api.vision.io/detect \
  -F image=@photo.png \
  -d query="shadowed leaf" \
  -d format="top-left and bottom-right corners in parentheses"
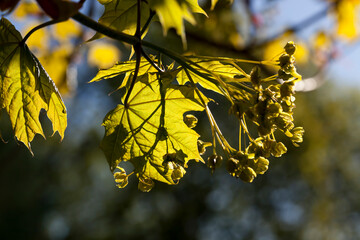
top-left (0, 18), bottom-right (67, 152)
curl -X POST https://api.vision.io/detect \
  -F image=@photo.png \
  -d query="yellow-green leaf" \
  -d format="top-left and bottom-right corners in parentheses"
top-left (90, 56), bottom-right (158, 90)
top-left (101, 70), bottom-right (206, 188)
top-left (148, 0), bottom-right (207, 42)
top-left (0, 18), bottom-right (67, 151)
top-left (178, 57), bottom-right (249, 95)
top-left (92, 0), bottom-right (150, 40)
top-left (210, 0), bottom-right (219, 10)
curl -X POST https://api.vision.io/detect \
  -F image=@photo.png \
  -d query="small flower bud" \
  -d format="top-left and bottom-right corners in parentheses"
top-left (207, 154), bottom-right (223, 173)
top-left (239, 166), bottom-right (257, 183)
top-left (279, 54), bottom-right (294, 67)
top-left (284, 41), bottom-right (296, 55)
top-left (227, 158), bottom-right (239, 175)
top-left (280, 81), bottom-right (295, 98)
top-left (278, 69), bottom-right (293, 81)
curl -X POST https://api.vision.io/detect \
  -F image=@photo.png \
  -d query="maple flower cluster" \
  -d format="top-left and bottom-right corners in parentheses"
top-left (223, 42), bottom-right (304, 182)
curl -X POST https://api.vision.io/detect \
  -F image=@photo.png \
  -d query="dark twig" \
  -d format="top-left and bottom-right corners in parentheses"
top-left (22, 19), bottom-right (63, 44)
top-left (141, 10), bottom-right (156, 36)
top-left (124, 0), bottom-right (143, 107)
top-left (141, 48), bottom-right (164, 72)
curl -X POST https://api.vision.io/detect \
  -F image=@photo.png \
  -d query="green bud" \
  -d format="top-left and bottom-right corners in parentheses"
top-left (239, 166), bottom-right (257, 183)
top-left (227, 158), bottom-right (239, 175)
top-left (207, 154), bottom-right (223, 169)
top-left (278, 69), bottom-right (293, 81)
top-left (184, 114), bottom-right (198, 128)
top-left (138, 177), bottom-right (154, 192)
top-left (284, 41), bottom-right (296, 55)
top-left (279, 54), bottom-right (294, 67)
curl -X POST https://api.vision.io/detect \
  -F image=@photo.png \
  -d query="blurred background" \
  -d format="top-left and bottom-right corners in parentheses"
top-left (1, 0), bottom-right (360, 239)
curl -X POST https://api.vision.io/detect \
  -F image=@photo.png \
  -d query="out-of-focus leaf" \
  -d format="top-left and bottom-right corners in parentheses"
top-left (36, 0), bottom-right (84, 20)
top-left (52, 20), bottom-right (82, 42)
top-left (0, 18), bottom-right (67, 152)
top-left (92, 0), bottom-right (150, 40)
top-left (101, 68), bottom-right (206, 188)
top-left (336, 0), bottom-right (359, 39)
top-left (211, 0), bottom-right (219, 10)
top-left (0, 0), bottom-right (20, 14)
top-left (263, 34), bottom-right (309, 65)
top-left (148, 0), bottom-right (207, 42)
top-left (23, 21), bottom-right (50, 53)
top-left (39, 46), bottom-right (72, 94)
top-left (14, 1), bottom-right (41, 18)
top-left (88, 42), bottom-right (121, 69)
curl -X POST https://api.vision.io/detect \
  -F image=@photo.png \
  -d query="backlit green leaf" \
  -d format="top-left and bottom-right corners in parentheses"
top-left (101, 68), bottom-right (206, 188)
top-left (90, 57), bottom-right (158, 90)
top-left (211, 0), bottom-right (219, 10)
top-left (0, 18), bottom-right (67, 152)
top-left (148, 0), bottom-right (207, 42)
top-left (178, 56), bottom-right (249, 95)
top-left (92, 0), bottom-right (150, 40)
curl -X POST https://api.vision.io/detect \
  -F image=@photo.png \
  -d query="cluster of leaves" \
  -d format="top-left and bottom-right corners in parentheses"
top-left (0, 0), bottom-right (304, 192)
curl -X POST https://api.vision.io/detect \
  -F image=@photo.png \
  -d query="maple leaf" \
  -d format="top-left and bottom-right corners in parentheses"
top-left (210, 0), bottom-right (219, 10)
top-left (101, 69), bottom-right (207, 189)
top-left (177, 56), bottom-right (249, 95)
top-left (90, 56), bottom-right (158, 90)
top-left (148, 0), bottom-right (207, 43)
top-left (92, 0), bottom-right (150, 40)
top-left (0, 18), bottom-right (67, 152)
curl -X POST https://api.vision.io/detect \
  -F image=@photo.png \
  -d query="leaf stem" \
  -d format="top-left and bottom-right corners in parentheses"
top-left (141, 48), bottom-right (164, 72)
top-left (184, 69), bottom-right (235, 153)
top-left (141, 10), bottom-right (155, 36)
top-left (72, 12), bottom-right (140, 45)
top-left (124, 0), bottom-right (143, 107)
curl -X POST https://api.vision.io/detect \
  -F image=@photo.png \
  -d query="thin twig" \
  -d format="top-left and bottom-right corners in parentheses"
top-left (141, 10), bottom-right (156, 36)
top-left (22, 19), bottom-right (64, 44)
top-left (124, 0), bottom-right (143, 107)
top-left (141, 48), bottom-right (164, 72)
